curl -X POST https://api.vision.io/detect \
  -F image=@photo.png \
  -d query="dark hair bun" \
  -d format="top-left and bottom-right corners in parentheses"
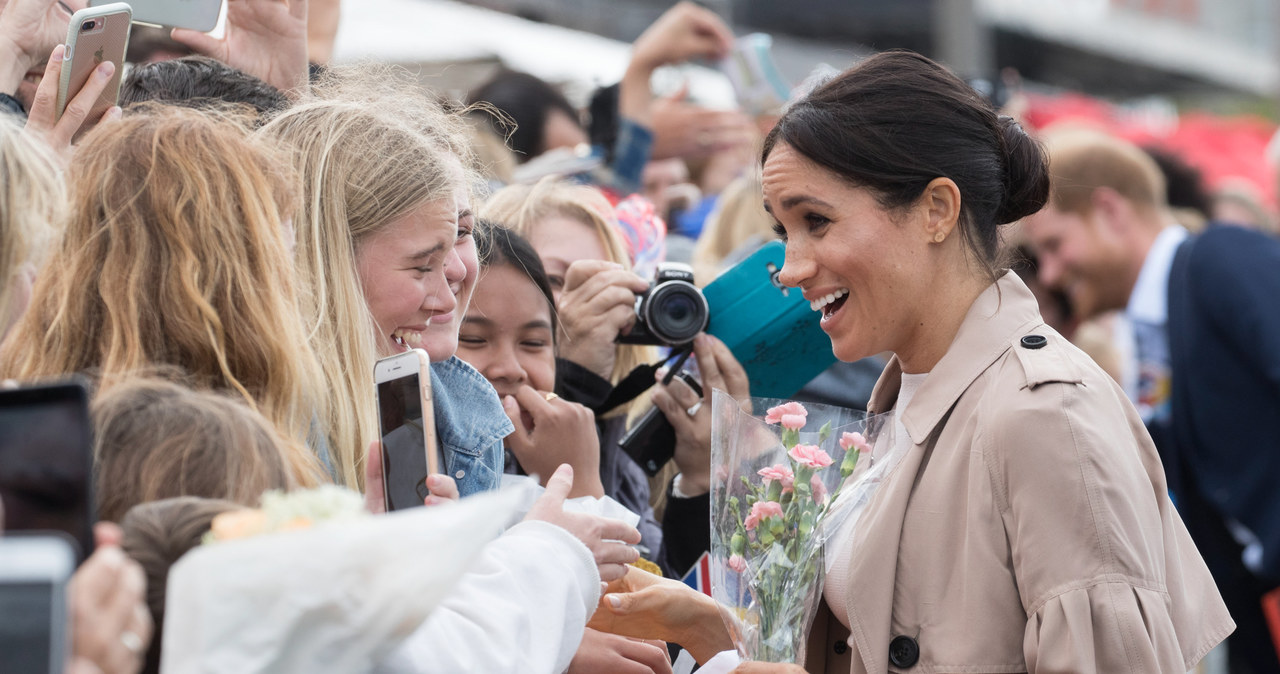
top-left (994, 116), bottom-right (1050, 224)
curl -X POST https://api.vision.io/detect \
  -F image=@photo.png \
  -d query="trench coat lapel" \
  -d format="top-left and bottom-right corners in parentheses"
top-left (841, 273), bottom-right (1043, 672)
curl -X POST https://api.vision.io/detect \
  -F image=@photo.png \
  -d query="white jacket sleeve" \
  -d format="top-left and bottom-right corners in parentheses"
top-left (376, 520), bottom-right (601, 674)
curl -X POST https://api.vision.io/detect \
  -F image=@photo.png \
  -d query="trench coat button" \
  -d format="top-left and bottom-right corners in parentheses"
top-left (888, 635), bottom-right (919, 668)
top-left (1020, 334), bottom-right (1048, 349)
top-left (833, 640), bottom-right (848, 655)
top-left (455, 470), bottom-right (465, 479)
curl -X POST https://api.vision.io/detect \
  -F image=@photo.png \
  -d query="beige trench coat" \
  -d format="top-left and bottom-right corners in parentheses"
top-left (804, 272), bottom-right (1233, 674)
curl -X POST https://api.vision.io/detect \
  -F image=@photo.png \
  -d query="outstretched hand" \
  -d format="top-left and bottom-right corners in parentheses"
top-left (525, 464), bottom-right (641, 582)
top-left (590, 565), bottom-right (732, 664)
top-left (69, 523), bottom-right (153, 674)
top-left (171, 0), bottom-right (309, 94)
top-left (0, 0), bottom-right (72, 103)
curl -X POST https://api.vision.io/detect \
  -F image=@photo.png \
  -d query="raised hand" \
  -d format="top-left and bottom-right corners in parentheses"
top-left (651, 334), bottom-right (750, 496)
top-left (171, 0), bottom-right (309, 94)
top-left (556, 260), bottom-right (649, 380)
top-left (503, 385), bottom-right (605, 499)
top-left (23, 43), bottom-right (120, 163)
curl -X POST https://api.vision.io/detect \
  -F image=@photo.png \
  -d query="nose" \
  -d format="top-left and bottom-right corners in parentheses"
top-left (1036, 253), bottom-right (1063, 290)
top-left (420, 265), bottom-right (458, 314)
top-left (444, 247), bottom-right (466, 287)
top-left (481, 341), bottom-right (526, 389)
top-left (776, 241), bottom-right (814, 289)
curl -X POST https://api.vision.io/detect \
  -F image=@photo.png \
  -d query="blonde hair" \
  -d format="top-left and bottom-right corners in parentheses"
top-left (481, 177), bottom-right (653, 389)
top-left (692, 173), bottom-right (774, 286)
top-left (0, 104), bottom-right (327, 485)
top-left (94, 377), bottom-right (295, 523)
top-left (260, 66), bottom-right (470, 488)
top-left (0, 116), bottom-right (64, 336)
top-left (1041, 127), bottom-right (1167, 217)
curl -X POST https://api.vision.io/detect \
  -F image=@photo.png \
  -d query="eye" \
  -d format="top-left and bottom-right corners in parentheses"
top-left (457, 335), bottom-right (484, 346)
top-left (413, 265), bottom-right (433, 274)
top-left (771, 221), bottom-right (788, 242)
top-left (457, 211), bottom-right (475, 241)
top-left (804, 213), bottom-right (830, 231)
top-left (521, 339), bottom-right (549, 349)
top-left (548, 275), bottom-right (565, 291)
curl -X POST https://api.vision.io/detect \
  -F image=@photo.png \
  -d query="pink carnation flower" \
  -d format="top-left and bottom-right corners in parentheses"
top-left (728, 554), bottom-right (747, 574)
top-left (744, 500), bottom-right (784, 531)
top-left (811, 474), bottom-right (829, 505)
top-left (839, 431), bottom-right (872, 454)
top-left (788, 444), bottom-right (834, 469)
top-left (765, 401), bottom-right (808, 430)
top-left (757, 464), bottom-right (795, 491)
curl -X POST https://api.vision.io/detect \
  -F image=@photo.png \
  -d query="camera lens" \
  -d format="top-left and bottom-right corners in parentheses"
top-left (645, 281), bottom-right (708, 346)
top-left (81, 20), bottom-right (94, 31)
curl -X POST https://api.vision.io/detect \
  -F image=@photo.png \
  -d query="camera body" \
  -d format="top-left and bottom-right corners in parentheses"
top-left (617, 263), bottom-right (710, 348)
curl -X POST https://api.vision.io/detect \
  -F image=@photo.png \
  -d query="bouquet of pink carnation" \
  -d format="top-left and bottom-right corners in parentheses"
top-left (709, 391), bottom-right (882, 664)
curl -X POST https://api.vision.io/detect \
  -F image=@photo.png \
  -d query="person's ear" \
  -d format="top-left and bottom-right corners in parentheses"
top-left (1089, 186), bottom-right (1133, 236)
top-left (920, 177), bottom-right (962, 245)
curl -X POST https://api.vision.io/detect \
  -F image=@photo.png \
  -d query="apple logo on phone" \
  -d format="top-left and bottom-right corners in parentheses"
top-left (93, 46), bottom-right (104, 65)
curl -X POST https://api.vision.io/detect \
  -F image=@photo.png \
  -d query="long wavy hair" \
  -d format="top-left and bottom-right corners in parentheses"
top-left (0, 104), bottom-right (328, 485)
top-left (260, 67), bottom-right (476, 488)
top-left (0, 115), bottom-right (64, 336)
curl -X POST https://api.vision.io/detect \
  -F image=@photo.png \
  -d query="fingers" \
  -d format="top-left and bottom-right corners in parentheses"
top-left (692, 334), bottom-right (723, 393)
top-left (616, 637), bottom-right (674, 674)
top-left (563, 261), bottom-right (648, 296)
top-left (423, 474), bottom-right (459, 505)
top-left (363, 441), bottom-right (386, 514)
top-left (54, 59), bottom-right (114, 143)
top-left (708, 335), bottom-right (750, 399)
top-left (24, 42), bottom-right (63, 134)
top-left (169, 27), bottom-right (224, 58)
top-left (539, 463), bottom-right (574, 504)
top-left (650, 386), bottom-right (695, 435)
top-left (512, 384), bottom-right (554, 420)
top-left (596, 516), bottom-right (642, 546)
top-left (501, 395), bottom-right (535, 456)
top-left (93, 521), bottom-right (123, 547)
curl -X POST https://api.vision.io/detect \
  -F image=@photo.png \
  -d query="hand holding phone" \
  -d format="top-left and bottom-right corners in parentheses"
top-left (56, 4), bottom-right (129, 126)
top-left (375, 350), bottom-right (438, 512)
top-left (23, 42), bottom-right (121, 161)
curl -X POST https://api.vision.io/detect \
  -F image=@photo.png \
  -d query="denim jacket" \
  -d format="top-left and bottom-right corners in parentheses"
top-left (431, 356), bottom-right (511, 497)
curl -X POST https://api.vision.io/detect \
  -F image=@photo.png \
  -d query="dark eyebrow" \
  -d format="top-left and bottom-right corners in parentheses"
top-left (405, 242), bottom-right (446, 262)
top-left (523, 320), bottom-right (553, 331)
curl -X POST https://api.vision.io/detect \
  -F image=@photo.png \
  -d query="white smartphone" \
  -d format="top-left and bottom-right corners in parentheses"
top-left (90, 0), bottom-right (224, 32)
top-left (57, 3), bottom-right (131, 122)
top-left (374, 349), bottom-right (439, 512)
top-left (0, 535), bottom-right (75, 674)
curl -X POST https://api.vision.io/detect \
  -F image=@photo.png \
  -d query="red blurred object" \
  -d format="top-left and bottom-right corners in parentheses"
top-left (1023, 91), bottom-right (1277, 208)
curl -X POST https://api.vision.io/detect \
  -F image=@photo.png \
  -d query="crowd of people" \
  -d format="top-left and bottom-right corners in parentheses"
top-left (0, 0), bottom-right (1277, 672)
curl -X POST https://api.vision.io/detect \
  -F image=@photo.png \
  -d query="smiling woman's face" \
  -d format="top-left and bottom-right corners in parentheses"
top-left (764, 142), bottom-right (932, 364)
top-left (354, 199), bottom-right (458, 358)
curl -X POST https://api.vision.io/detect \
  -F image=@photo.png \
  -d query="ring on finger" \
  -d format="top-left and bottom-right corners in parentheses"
top-left (686, 401), bottom-right (702, 417)
top-left (544, 392), bottom-right (559, 402)
top-left (120, 630), bottom-right (144, 654)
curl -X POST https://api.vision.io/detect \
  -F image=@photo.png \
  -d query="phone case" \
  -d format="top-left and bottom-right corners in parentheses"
top-left (703, 241), bottom-right (837, 399)
top-left (89, 0), bottom-right (223, 32)
top-left (57, 4), bottom-right (131, 121)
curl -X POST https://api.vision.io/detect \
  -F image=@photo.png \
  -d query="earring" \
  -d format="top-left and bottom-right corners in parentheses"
top-left (933, 231), bottom-right (946, 243)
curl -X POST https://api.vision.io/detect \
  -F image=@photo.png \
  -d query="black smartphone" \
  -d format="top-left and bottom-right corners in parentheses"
top-left (0, 379), bottom-right (96, 562)
top-left (618, 371), bottom-right (703, 476)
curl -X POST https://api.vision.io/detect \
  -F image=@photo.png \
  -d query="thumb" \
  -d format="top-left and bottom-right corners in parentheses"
top-left (502, 395), bottom-right (534, 454)
top-left (170, 27), bottom-right (223, 57)
top-left (540, 463), bottom-right (574, 504)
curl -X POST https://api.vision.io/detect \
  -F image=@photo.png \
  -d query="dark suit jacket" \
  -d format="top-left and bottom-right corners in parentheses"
top-left (1167, 224), bottom-right (1280, 584)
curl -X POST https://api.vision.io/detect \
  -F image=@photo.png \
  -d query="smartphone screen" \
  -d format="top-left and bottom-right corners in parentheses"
top-left (377, 372), bottom-right (431, 511)
top-left (0, 381), bottom-right (95, 561)
top-left (0, 537), bottom-right (73, 674)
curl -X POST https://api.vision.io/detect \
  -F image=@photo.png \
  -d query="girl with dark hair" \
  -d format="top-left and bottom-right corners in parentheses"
top-left (590, 50), bottom-right (1231, 674)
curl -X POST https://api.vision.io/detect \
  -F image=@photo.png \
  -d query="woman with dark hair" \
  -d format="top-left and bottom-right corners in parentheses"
top-left (590, 50), bottom-right (1232, 674)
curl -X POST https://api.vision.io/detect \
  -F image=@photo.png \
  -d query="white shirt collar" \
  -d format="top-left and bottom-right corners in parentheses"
top-left (1126, 225), bottom-right (1188, 324)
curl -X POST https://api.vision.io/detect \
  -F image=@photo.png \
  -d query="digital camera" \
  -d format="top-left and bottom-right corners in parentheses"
top-left (617, 263), bottom-right (709, 348)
